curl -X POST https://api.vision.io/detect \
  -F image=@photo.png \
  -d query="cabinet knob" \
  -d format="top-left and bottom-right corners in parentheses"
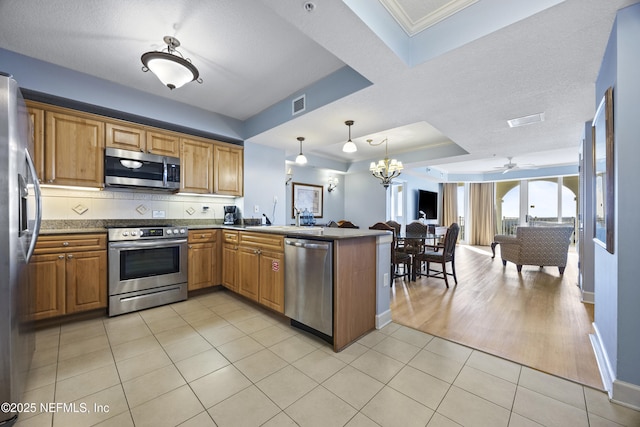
top-left (67, 254), bottom-right (73, 259)
top-left (58, 255), bottom-right (64, 259)
top-left (188, 245), bottom-right (192, 249)
top-left (201, 234), bottom-right (205, 238)
top-left (62, 242), bottom-right (69, 246)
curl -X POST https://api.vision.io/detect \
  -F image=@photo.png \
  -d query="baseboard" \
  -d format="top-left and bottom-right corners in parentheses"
top-left (612, 380), bottom-right (640, 411)
top-left (376, 309), bottom-right (392, 330)
top-left (590, 324), bottom-right (614, 393)
top-left (581, 290), bottom-right (595, 304)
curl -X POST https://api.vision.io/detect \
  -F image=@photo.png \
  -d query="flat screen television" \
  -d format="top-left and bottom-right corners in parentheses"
top-left (418, 190), bottom-right (438, 220)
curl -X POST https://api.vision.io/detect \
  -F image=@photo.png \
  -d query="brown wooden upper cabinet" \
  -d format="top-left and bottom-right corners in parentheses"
top-left (25, 101), bottom-right (243, 195)
top-left (180, 137), bottom-right (214, 194)
top-left (214, 144), bottom-right (244, 196)
top-left (44, 110), bottom-right (105, 187)
top-left (181, 137), bottom-right (244, 196)
top-left (27, 106), bottom-right (45, 181)
top-left (106, 120), bottom-right (180, 157)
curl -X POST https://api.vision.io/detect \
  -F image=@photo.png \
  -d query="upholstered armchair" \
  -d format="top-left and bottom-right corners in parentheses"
top-left (491, 226), bottom-right (574, 274)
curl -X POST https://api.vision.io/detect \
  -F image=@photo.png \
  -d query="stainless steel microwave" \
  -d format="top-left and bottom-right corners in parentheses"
top-left (104, 148), bottom-right (180, 191)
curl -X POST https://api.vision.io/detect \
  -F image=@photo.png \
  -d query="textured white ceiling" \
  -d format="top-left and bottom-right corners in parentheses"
top-left (0, 0), bottom-right (636, 176)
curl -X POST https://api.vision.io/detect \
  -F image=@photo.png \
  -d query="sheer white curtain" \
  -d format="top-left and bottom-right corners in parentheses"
top-left (442, 183), bottom-right (458, 227)
top-left (469, 182), bottom-right (496, 245)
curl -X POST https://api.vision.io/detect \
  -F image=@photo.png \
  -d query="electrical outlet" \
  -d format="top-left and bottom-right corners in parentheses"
top-left (254, 205), bottom-right (260, 213)
top-left (152, 210), bottom-right (166, 218)
top-left (383, 273), bottom-right (389, 287)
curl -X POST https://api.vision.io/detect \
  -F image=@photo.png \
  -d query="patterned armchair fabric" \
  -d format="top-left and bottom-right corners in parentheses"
top-left (493, 226), bottom-right (574, 274)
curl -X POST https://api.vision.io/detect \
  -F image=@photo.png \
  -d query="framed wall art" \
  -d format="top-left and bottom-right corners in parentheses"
top-left (592, 86), bottom-right (614, 254)
top-left (292, 182), bottom-right (323, 218)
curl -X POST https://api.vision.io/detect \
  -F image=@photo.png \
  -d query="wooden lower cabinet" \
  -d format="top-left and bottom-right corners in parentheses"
top-left (65, 250), bottom-right (107, 313)
top-left (30, 233), bottom-right (107, 320)
top-left (237, 232), bottom-right (284, 313)
top-left (238, 246), bottom-right (260, 302)
top-left (187, 230), bottom-right (220, 291)
top-left (222, 231), bottom-right (239, 292)
top-left (30, 253), bottom-right (66, 320)
top-left (257, 249), bottom-right (284, 313)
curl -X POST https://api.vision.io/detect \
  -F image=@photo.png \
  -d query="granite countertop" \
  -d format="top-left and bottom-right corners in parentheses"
top-left (37, 221), bottom-right (390, 240)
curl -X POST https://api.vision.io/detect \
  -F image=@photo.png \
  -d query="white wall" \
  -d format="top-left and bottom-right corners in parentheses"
top-left (242, 141), bottom-right (287, 225)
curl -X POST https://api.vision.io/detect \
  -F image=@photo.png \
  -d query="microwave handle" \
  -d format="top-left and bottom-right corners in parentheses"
top-left (163, 157), bottom-right (168, 188)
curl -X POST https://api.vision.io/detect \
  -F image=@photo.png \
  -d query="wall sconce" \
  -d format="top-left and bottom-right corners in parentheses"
top-left (286, 168), bottom-right (293, 186)
top-left (328, 177), bottom-right (338, 192)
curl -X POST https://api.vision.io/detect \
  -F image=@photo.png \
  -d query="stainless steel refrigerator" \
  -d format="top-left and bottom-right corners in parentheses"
top-left (0, 72), bottom-right (42, 426)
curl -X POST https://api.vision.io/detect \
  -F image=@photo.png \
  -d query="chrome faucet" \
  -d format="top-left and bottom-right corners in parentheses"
top-left (294, 207), bottom-right (301, 227)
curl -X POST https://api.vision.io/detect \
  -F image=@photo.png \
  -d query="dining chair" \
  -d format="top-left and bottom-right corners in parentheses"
top-left (385, 220), bottom-right (401, 235)
top-left (414, 223), bottom-right (460, 288)
top-left (369, 222), bottom-right (410, 284)
top-left (338, 220), bottom-right (359, 229)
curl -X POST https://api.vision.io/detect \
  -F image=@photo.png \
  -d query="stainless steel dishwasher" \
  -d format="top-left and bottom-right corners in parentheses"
top-left (284, 238), bottom-right (333, 341)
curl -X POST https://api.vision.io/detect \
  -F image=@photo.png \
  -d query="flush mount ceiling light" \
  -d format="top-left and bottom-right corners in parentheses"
top-left (295, 137), bottom-right (308, 165)
top-left (342, 120), bottom-right (357, 153)
top-left (507, 112), bottom-right (545, 128)
top-left (141, 36), bottom-right (203, 90)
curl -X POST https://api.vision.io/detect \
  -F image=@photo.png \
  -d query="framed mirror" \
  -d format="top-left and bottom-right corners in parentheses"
top-left (592, 86), bottom-right (614, 254)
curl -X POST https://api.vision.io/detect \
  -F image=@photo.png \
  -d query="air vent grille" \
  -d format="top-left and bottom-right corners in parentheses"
top-left (292, 94), bottom-right (306, 115)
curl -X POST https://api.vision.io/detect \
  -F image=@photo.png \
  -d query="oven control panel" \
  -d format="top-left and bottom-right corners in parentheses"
top-left (108, 226), bottom-right (187, 241)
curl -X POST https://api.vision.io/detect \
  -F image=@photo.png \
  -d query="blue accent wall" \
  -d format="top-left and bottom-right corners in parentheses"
top-left (593, 2), bottom-right (640, 400)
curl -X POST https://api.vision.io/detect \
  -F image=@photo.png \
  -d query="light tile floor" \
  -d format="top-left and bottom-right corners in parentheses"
top-left (16, 289), bottom-right (640, 427)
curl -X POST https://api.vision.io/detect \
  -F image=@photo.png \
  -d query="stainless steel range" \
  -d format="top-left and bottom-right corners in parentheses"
top-left (108, 225), bottom-right (188, 316)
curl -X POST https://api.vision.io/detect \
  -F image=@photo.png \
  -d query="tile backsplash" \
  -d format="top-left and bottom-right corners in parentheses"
top-left (40, 186), bottom-right (240, 222)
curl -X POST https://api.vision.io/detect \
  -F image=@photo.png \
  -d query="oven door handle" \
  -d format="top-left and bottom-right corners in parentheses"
top-left (109, 239), bottom-right (188, 249)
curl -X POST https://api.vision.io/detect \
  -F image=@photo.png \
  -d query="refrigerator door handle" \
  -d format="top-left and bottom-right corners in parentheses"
top-left (25, 148), bottom-right (42, 262)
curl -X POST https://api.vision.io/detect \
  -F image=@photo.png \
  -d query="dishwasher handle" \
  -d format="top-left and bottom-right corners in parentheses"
top-left (285, 239), bottom-right (330, 251)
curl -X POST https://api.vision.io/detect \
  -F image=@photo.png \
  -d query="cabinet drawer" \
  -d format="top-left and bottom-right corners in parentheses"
top-left (223, 230), bottom-right (239, 245)
top-left (239, 232), bottom-right (284, 252)
top-left (35, 234), bottom-right (107, 254)
top-left (188, 229), bottom-right (217, 243)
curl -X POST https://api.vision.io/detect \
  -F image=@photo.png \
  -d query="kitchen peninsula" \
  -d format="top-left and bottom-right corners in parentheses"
top-left (37, 221), bottom-right (392, 352)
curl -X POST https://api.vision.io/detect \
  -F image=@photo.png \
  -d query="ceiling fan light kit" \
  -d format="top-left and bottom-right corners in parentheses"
top-left (141, 36), bottom-right (202, 90)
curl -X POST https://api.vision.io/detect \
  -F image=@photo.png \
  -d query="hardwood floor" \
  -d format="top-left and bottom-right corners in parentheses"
top-left (390, 244), bottom-right (603, 390)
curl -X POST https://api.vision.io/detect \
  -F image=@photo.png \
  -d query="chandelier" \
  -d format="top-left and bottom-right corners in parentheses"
top-left (368, 138), bottom-right (403, 188)
top-left (141, 36), bottom-right (203, 90)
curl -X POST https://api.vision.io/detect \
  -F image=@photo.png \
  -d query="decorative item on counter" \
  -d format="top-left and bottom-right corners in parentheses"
top-left (301, 208), bottom-right (315, 226)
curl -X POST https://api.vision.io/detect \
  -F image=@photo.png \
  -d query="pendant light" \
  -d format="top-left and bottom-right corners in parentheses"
top-left (141, 36), bottom-right (203, 90)
top-left (342, 120), bottom-right (357, 153)
top-left (295, 137), bottom-right (308, 164)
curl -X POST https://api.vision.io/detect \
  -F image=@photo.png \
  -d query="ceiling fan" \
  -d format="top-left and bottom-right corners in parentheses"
top-left (494, 157), bottom-right (537, 174)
